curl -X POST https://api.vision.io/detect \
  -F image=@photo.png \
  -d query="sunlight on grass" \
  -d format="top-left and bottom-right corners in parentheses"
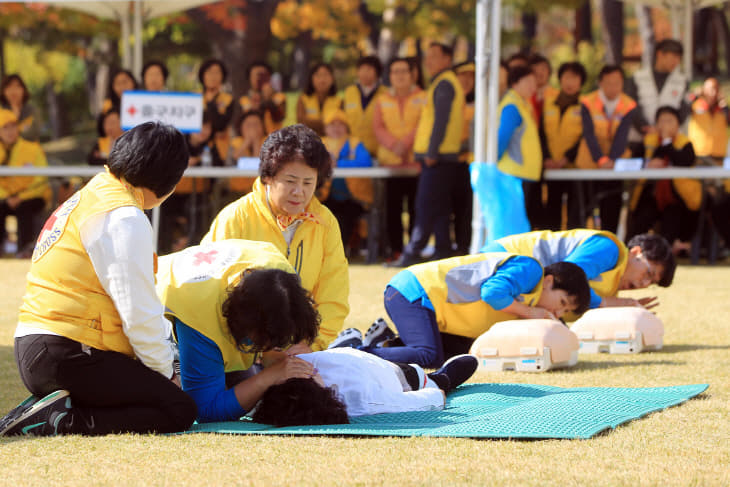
top-left (0, 260), bottom-right (728, 486)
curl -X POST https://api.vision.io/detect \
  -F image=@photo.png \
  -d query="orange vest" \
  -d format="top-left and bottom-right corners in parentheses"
top-left (688, 98), bottom-right (728, 158)
top-left (576, 91), bottom-right (636, 169)
top-left (542, 91), bottom-right (583, 163)
top-left (374, 88), bottom-right (427, 166)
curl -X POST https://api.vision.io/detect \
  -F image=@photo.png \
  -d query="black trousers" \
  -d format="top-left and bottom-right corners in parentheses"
top-left (524, 181), bottom-right (582, 231)
top-left (323, 198), bottom-right (365, 254)
top-left (451, 163), bottom-right (473, 255)
top-left (385, 177), bottom-right (417, 255)
top-left (628, 184), bottom-right (700, 243)
top-left (404, 161), bottom-right (462, 259)
top-left (0, 197), bottom-right (45, 251)
top-left (14, 334), bottom-right (197, 435)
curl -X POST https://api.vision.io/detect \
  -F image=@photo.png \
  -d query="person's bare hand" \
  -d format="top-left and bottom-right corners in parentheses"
top-left (424, 157), bottom-right (437, 167)
top-left (646, 158), bottom-right (666, 169)
top-left (6, 195), bottom-right (21, 209)
top-left (637, 296), bottom-right (659, 310)
top-left (267, 355), bottom-right (315, 385)
top-left (393, 141), bottom-right (406, 157)
top-left (261, 83), bottom-right (274, 99)
top-left (543, 158), bottom-right (559, 169)
top-left (527, 306), bottom-right (557, 321)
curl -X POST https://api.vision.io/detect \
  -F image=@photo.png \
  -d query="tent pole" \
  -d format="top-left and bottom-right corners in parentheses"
top-left (134, 0), bottom-right (143, 77)
top-left (469, 0), bottom-right (489, 253)
top-left (486, 0), bottom-right (501, 167)
top-left (684, 0), bottom-right (693, 77)
top-left (121, 6), bottom-right (131, 70)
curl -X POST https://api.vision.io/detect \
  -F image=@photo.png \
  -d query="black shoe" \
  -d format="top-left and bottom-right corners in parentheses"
top-left (0, 395), bottom-right (39, 432)
top-left (384, 253), bottom-right (419, 268)
top-left (428, 354), bottom-right (478, 392)
top-left (0, 390), bottom-right (71, 436)
top-left (362, 318), bottom-right (396, 348)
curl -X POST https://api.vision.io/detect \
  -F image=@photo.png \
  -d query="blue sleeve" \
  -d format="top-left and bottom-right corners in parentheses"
top-left (581, 104), bottom-right (603, 162)
top-left (480, 256), bottom-right (543, 310)
top-left (428, 80), bottom-right (456, 159)
top-left (336, 141), bottom-right (372, 168)
top-left (175, 319), bottom-right (247, 423)
top-left (564, 235), bottom-right (619, 309)
top-left (497, 105), bottom-right (522, 160)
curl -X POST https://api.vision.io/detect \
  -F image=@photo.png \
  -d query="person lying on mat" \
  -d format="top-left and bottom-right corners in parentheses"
top-left (330, 254), bottom-right (591, 369)
top-left (155, 239), bottom-right (323, 424)
top-left (482, 230), bottom-right (676, 310)
top-left (250, 348), bottom-right (478, 426)
top-left (1, 122), bottom-right (197, 437)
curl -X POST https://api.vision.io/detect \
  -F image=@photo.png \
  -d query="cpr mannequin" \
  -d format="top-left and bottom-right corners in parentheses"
top-left (571, 307), bottom-right (664, 354)
top-left (469, 319), bottom-right (579, 372)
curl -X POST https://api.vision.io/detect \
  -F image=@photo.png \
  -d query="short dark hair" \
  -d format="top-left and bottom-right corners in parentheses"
top-left (388, 57), bottom-right (411, 74)
top-left (236, 109), bottom-right (264, 136)
top-left (107, 121), bottom-right (188, 197)
top-left (557, 62), bottom-right (587, 86)
top-left (627, 234), bottom-right (675, 287)
top-left (0, 74), bottom-right (30, 106)
top-left (251, 378), bottom-right (349, 427)
top-left (544, 262), bottom-right (591, 315)
top-left (107, 69), bottom-right (138, 108)
top-left (429, 42), bottom-right (453, 58)
top-left (304, 62), bottom-right (337, 97)
top-left (96, 108), bottom-right (120, 137)
top-left (198, 59), bottom-right (228, 85)
top-left (142, 60), bottom-right (169, 84)
top-left (259, 124), bottom-right (333, 189)
top-left (528, 53), bottom-right (551, 73)
top-left (246, 61), bottom-right (272, 80)
top-left (506, 52), bottom-right (530, 67)
top-left (357, 55), bottom-right (383, 77)
top-left (508, 65), bottom-right (535, 87)
top-left (598, 65), bottom-right (624, 81)
top-left (223, 268), bottom-right (321, 352)
top-left (655, 39), bottom-right (683, 57)
top-left (655, 105), bottom-right (680, 123)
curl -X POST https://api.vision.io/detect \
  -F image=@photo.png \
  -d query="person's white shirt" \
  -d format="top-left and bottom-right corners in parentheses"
top-left (15, 206), bottom-right (175, 378)
top-left (298, 348), bottom-right (444, 417)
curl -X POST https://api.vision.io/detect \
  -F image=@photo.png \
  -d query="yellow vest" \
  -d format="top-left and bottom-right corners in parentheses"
top-left (319, 136), bottom-right (373, 206)
top-left (156, 239), bottom-right (295, 373)
top-left (576, 91), bottom-right (636, 168)
top-left (239, 92), bottom-right (287, 134)
top-left (459, 102), bottom-right (475, 163)
top-left (407, 252), bottom-right (543, 338)
top-left (495, 229), bottom-right (628, 299)
top-left (374, 88), bottom-right (427, 166)
top-left (17, 172), bottom-right (146, 356)
top-left (638, 132), bottom-right (702, 211)
top-left (298, 93), bottom-right (342, 133)
top-left (0, 137), bottom-right (50, 201)
top-left (688, 98), bottom-right (728, 158)
top-left (497, 90), bottom-right (543, 181)
top-left (542, 92), bottom-right (583, 163)
top-left (344, 84), bottom-right (386, 154)
top-left (413, 69), bottom-right (465, 158)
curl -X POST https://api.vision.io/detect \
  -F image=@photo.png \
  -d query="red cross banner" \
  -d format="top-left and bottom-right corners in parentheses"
top-left (120, 91), bottom-right (203, 133)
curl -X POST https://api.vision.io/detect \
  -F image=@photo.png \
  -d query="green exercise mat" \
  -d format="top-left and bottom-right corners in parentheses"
top-left (185, 383), bottom-right (708, 439)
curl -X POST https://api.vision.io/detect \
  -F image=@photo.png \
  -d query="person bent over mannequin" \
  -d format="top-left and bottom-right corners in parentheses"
top-left (2, 122), bottom-right (196, 437)
top-left (156, 239), bottom-right (321, 423)
top-left (335, 254), bottom-right (590, 368)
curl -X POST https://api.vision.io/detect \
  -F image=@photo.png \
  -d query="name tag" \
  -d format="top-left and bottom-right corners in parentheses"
top-left (614, 158), bottom-right (644, 171)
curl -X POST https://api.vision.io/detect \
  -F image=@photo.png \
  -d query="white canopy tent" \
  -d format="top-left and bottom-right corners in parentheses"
top-left (19, 1), bottom-right (218, 76)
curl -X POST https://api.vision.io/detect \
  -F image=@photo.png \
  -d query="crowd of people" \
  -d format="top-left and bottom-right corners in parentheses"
top-left (2, 39), bottom-right (729, 261)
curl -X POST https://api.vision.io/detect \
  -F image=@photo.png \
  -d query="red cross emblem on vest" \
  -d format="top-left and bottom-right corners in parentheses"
top-left (193, 250), bottom-right (218, 266)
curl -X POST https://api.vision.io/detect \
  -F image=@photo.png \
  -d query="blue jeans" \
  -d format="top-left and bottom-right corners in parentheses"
top-left (363, 286), bottom-right (445, 368)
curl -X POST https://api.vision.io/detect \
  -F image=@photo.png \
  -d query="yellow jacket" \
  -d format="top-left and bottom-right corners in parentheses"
top-left (17, 172), bottom-right (145, 356)
top-left (201, 178), bottom-right (349, 350)
top-left (542, 92), bottom-right (583, 163)
top-left (688, 98), bottom-right (728, 158)
top-left (576, 91), bottom-right (636, 168)
top-left (344, 84), bottom-right (386, 154)
top-left (0, 137), bottom-right (50, 201)
top-left (157, 239), bottom-right (294, 373)
top-left (637, 132), bottom-right (702, 211)
top-left (406, 252), bottom-right (543, 338)
top-left (494, 229), bottom-right (628, 300)
top-left (414, 69), bottom-right (465, 159)
top-left (497, 90), bottom-right (543, 181)
top-left (239, 92), bottom-right (287, 134)
top-left (373, 88), bottom-right (426, 166)
top-left (298, 93), bottom-right (343, 134)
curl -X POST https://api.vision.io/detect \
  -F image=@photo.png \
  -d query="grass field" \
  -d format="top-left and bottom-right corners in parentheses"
top-left (0, 259), bottom-right (728, 486)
